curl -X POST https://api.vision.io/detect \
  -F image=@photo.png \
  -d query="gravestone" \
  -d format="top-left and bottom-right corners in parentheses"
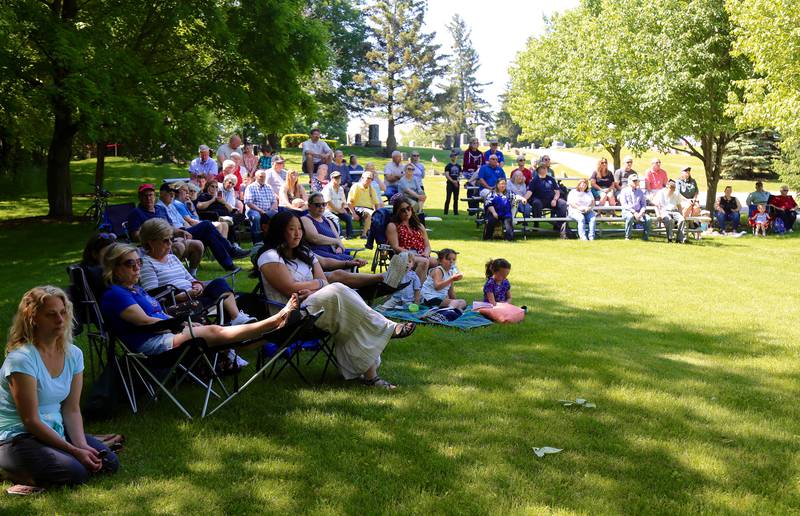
top-left (353, 134), bottom-right (363, 146)
top-left (443, 135), bottom-right (453, 149)
top-left (367, 124), bottom-right (380, 147)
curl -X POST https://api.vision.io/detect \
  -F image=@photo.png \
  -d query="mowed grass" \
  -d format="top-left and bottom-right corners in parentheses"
top-left (1, 154), bottom-right (799, 514)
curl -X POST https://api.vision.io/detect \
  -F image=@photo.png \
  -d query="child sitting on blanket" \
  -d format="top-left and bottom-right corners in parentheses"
top-left (483, 258), bottom-right (513, 305)
top-left (420, 248), bottom-right (467, 310)
top-left (382, 255), bottom-right (421, 309)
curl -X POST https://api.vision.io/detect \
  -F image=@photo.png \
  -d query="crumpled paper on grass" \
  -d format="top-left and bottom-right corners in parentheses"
top-left (532, 446), bottom-right (563, 458)
top-left (559, 398), bottom-right (596, 408)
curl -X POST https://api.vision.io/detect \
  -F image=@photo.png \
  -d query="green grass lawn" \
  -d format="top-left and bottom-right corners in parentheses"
top-left (1, 156), bottom-right (799, 513)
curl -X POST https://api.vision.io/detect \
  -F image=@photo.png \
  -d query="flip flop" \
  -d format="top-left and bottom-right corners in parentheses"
top-left (7, 485), bottom-right (45, 496)
top-left (391, 322), bottom-right (416, 339)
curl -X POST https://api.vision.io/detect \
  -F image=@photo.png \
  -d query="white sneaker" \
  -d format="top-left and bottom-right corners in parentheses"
top-left (230, 310), bottom-right (256, 325)
top-left (382, 297), bottom-right (402, 310)
top-left (384, 252), bottom-right (409, 288)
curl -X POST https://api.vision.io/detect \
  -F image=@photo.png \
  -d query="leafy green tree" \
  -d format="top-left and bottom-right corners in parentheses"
top-left (1, 0), bottom-right (326, 217)
top-left (363, 0), bottom-right (443, 153)
top-left (726, 0), bottom-right (800, 188)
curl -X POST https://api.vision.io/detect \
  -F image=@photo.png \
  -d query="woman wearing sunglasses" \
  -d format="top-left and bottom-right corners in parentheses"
top-left (99, 243), bottom-right (297, 356)
top-left (386, 196), bottom-right (434, 284)
top-left (300, 192), bottom-right (357, 262)
top-left (137, 218), bottom-right (256, 325)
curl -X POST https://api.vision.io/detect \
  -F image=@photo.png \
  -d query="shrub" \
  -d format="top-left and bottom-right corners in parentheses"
top-left (280, 134), bottom-right (338, 150)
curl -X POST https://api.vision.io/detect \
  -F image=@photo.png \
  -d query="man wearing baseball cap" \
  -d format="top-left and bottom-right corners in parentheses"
top-left (189, 144), bottom-right (218, 178)
top-left (126, 183), bottom-right (203, 274)
top-left (483, 139), bottom-right (505, 167)
top-left (619, 174), bottom-right (651, 240)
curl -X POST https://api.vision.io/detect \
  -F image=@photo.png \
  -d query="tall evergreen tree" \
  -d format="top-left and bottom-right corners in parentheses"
top-left (443, 14), bottom-right (491, 142)
top-left (721, 129), bottom-right (780, 179)
top-left (363, 0), bottom-right (443, 153)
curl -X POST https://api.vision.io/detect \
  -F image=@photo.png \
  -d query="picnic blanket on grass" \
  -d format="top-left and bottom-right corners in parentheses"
top-left (376, 307), bottom-right (492, 330)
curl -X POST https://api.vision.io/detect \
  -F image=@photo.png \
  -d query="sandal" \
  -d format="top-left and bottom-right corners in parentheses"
top-left (391, 322), bottom-right (416, 339)
top-left (7, 485), bottom-right (45, 496)
top-left (362, 376), bottom-right (397, 389)
top-left (96, 434), bottom-right (126, 447)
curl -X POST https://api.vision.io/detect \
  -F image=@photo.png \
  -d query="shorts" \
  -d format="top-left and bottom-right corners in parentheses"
top-left (137, 333), bottom-right (174, 355)
top-left (422, 297), bottom-right (444, 307)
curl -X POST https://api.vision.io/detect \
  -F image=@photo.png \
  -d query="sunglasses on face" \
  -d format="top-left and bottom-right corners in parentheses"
top-left (310, 202), bottom-right (326, 208)
top-left (121, 258), bottom-right (143, 269)
top-left (161, 238), bottom-right (172, 244)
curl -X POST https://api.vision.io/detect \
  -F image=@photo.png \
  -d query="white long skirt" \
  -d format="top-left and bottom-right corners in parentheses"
top-left (305, 283), bottom-right (397, 380)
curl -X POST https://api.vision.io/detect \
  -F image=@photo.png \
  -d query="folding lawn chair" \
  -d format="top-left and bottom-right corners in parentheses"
top-left (100, 202), bottom-right (136, 240)
top-left (365, 207), bottom-right (395, 273)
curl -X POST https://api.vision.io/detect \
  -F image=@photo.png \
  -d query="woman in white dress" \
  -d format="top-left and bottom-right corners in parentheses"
top-left (255, 211), bottom-right (415, 389)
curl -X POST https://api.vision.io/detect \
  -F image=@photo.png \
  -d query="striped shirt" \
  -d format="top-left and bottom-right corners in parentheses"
top-left (140, 253), bottom-right (194, 291)
top-left (244, 182), bottom-right (277, 212)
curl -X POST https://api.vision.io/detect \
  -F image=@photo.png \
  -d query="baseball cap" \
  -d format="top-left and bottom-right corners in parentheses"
top-left (628, 174), bottom-right (640, 182)
top-left (198, 144), bottom-right (210, 152)
top-left (138, 183), bottom-right (155, 193)
top-left (490, 139), bottom-right (499, 144)
top-left (450, 149), bottom-right (460, 157)
top-left (274, 156), bottom-right (285, 163)
top-left (159, 182), bottom-right (174, 192)
top-left (681, 166), bottom-right (691, 172)
top-left (330, 171), bottom-right (341, 178)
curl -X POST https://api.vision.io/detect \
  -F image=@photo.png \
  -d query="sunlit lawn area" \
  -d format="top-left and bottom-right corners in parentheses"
top-left (0, 153), bottom-right (798, 513)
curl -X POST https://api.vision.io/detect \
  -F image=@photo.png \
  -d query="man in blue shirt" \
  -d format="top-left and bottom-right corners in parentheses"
top-left (189, 144), bottom-right (218, 178)
top-left (477, 155), bottom-right (506, 198)
top-left (619, 174), bottom-right (650, 240)
top-left (525, 166), bottom-right (570, 238)
top-left (127, 184), bottom-right (203, 273)
top-left (484, 139), bottom-right (505, 167)
top-left (328, 150), bottom-right (352, 191)
top-left (156, 184), bottom-right (248, 270)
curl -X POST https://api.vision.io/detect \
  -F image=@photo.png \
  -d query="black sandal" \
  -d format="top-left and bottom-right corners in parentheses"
top-left (362, 376), bottom-right (397, 389)
top-left (391, 322), bottom-right (416, 339)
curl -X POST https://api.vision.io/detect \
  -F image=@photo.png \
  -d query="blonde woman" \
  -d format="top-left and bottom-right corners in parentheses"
top-left (279, 169), bottom-right (308, 210)
top-left (590, 158), bottom-right (617, 206)
top-left (567, 178), bottom-right (597, 240)
top-left (0, 286), bottom-right (119, 489)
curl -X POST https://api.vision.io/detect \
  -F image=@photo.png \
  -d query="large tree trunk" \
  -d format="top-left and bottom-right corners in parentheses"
top-left (94, 141), bottom-right (107, 187)
top-left (267, 133), bottom-right (279, 151)
top-left (605, 141), bottom-right (622, 171)
top-left (701, 133), bottom-right (728, 214)
top-left (46, 95), bottom-right (76, 218)
top-left (45, 0), bottom-right (79, 218)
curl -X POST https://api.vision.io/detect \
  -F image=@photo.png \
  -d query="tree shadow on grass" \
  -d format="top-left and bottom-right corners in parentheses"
top-left (7, 290), bottom-right (792, 515)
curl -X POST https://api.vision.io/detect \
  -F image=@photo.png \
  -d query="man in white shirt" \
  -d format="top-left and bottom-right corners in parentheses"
top-left (323, 171), bottom-right (353, 238)
top-left (216, 135), bottom-right (242, 166)
top-left (301, 128), bottom-right (333, 176)
top-left (655, 179), bottom-right (686, 243)
top-left (266, 156), bottom-right (287, 194)
top-left (383, 151), bottom-right (405, 197)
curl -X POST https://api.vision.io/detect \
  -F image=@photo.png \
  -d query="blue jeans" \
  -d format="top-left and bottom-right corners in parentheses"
top-left (186, 220), bottom-right (236, 269)
top-left (0, 433), bottom-right (119, 487)
top-left (716, 211), bottom-right (740, 232)
top-left (623, 212), bottom-right (651, 240)
top-left (330, 211), bottom-right (354, 238)
top-left (569, 209), bottom-right (596, 240)
top-left (246, 209), bottom-right (277, 244)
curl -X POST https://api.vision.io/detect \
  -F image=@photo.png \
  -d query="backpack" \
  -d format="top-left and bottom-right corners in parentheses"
top-left (773, 217), bottom-right (786, 234)
top-left (421, 307), bottom-right (463, 324)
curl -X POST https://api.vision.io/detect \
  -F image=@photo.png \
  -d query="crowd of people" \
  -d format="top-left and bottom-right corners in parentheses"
top-left (2, 130), bottom-right (797, 494)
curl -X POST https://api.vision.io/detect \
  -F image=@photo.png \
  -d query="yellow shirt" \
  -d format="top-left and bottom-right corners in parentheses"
top-left (348, 182), bottom-right (379, 208)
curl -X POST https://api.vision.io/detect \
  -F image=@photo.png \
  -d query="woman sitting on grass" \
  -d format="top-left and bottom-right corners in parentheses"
top-left (99, 243), bottom-right (298, 356)
top-left (256, 211), bottom-right (414, 389)
top-left (0, 286), bottom-right (119, 490)
top-left (137, 218), bottom-right (256, 325)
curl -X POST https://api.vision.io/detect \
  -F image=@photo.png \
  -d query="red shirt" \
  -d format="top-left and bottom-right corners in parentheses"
top-left (397, 223), bottom-right (426, 254)
top-left (512, 167), bottom-right (532, 184)
top-left (769, 195), bottom-right (797, 211)
top-left (216, 167), bottom-right (243, 191)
